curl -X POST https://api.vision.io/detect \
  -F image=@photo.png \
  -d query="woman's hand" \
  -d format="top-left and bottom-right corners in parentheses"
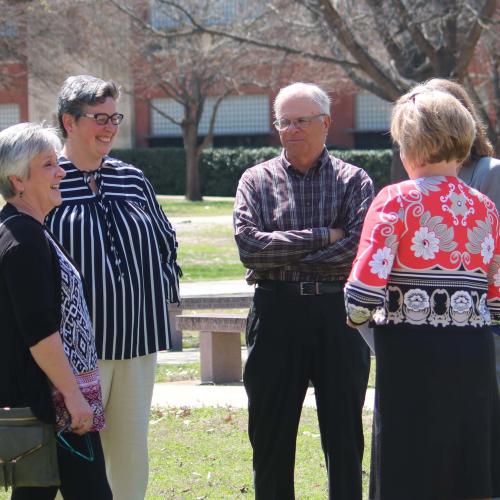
top-left (65, 390), bottom-right (93, 435)
top-left (346, 318), bottom-right (359, 329)
top-left (30, 332), bottom-right (94, 435)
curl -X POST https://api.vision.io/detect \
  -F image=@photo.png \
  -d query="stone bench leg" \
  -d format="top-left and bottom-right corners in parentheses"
top-left (200, 331), bottom-right (242, 384)
top-left (168, 304), bottom-right (183, 351)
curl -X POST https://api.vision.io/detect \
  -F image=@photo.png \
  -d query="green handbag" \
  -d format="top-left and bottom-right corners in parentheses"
top-left (0, 407), bottom-right (60, 491)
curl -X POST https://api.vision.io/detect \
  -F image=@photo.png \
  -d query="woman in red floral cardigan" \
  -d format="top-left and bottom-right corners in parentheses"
top-left (345, 87), bottom-right (500, 500)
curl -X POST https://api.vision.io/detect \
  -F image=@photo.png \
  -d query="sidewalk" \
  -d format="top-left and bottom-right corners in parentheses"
top-left (153, 348), bottom-right (375, 410)
top-left (180, 278), bottom-right (252, 297)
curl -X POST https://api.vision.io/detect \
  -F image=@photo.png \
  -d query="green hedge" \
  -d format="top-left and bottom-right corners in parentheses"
top-left (111, 147), bottom-right (392, 196)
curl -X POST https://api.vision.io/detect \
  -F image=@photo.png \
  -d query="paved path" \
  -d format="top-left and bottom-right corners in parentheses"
top-left (152, 380), bottom-right (375, 410)
top-left (180, 278), bottom-right (252, 297)
top-left (154, 348), bottom-right (375, 410)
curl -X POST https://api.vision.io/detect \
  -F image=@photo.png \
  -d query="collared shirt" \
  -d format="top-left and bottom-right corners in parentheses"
top-left (233, 148), bottom-right (375, 283)
top-left (46, 156), bottom-right (180, 360)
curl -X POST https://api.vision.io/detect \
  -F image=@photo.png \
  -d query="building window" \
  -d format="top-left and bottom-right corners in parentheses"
top-left (150, 0), bottom-right (247, 29)
top-left (355, 93), bottom-right (392, 131)
top-left (151, 94), bottom-right (270, 137)
top-left (0, 104), bottom-right (20, 131)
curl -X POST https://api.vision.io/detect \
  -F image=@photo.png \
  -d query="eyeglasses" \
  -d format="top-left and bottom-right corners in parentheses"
top-left (81, 112), bottom-right (124, 126)
top-left (56, 429), bottom-right (94, 462)
top-left (273, 114), bottom-right (327, 131)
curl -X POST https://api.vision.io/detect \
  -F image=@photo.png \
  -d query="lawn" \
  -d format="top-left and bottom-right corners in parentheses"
top-left (173, 220), bottom-right (244, 281)
top-left (156, 357), bottom-right (377, 389)
top-left (157, 195), bottom-right (235, 217)
top-left (163, 197), bottom-right (245, 281)
top-left (146, 407), bottom-right (373, 499)
top-left (0, 407), bottom-right (373, 500)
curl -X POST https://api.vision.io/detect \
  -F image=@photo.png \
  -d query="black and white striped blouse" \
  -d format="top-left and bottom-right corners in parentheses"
top-left (46, 156), bottom-right (180, 360)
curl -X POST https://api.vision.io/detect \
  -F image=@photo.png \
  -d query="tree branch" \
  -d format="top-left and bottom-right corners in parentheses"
top-left (299, 0), bottom-right (402, 99)
top-left (452, 0), bottom-right (497, 79)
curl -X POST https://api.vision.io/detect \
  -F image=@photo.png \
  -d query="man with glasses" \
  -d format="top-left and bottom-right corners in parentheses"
top-left (234, 82), bottom-right (374, 499)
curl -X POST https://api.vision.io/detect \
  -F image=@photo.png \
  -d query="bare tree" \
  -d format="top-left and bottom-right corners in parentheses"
top-left (0, 0), bottom-right (132, 133)
top-left (158, 0), bottom-right (498, 179)
top-left (110, 0), bottom-right (277, 200)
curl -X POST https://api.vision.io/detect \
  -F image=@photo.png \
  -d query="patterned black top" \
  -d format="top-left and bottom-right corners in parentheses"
top-left (46, 156), bottom-right (180, 360)
top-left (234, 149), bottom-right (375, 283)
top-left (45, 231), bottom-right (104, 431)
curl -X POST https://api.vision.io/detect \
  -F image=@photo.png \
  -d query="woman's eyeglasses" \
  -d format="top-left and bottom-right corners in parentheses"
top-left (56, 429), bottom-right (94, 462)
top-left (81, 113), bottom-right (124, 126)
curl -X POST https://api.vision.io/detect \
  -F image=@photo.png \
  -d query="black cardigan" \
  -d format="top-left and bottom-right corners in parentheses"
top-left (0, 203), bottom-right (63, 423)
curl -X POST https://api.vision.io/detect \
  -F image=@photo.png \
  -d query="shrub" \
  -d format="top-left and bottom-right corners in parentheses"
top-left (111, 147), bottom-right (392, 196)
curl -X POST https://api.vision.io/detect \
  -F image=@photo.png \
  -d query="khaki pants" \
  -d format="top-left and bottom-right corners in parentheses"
top-left (98, 353), bottom-right (157, 500)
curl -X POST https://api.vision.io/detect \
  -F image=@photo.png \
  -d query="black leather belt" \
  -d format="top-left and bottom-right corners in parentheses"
top-left (256, 280), bottom-right (345, 296)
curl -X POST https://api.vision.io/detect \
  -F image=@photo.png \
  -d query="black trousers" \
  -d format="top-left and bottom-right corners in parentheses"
top-left (11, 432), bottom-right (112, 500)
top-left (244, 286), bottom-right (370, 499)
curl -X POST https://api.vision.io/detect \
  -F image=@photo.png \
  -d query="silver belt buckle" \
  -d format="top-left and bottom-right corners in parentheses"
top-left (300, 281), bottom-right (319, 295)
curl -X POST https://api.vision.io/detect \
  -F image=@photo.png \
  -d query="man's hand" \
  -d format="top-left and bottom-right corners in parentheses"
top-left (329, 228), bottom-right (345, 244)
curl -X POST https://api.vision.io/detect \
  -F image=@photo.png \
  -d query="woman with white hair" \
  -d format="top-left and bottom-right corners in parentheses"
top-left (0, 122), bottom-right (111, 499)
top-left (345, 88), bottom-right (500, 499)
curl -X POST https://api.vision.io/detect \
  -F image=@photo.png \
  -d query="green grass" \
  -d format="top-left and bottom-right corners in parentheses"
top-left (0, 408), bottom-right (373, 500)
top-left (155, 362), bottom-right (200, 383)
top-left (155, 356), bottom-right (376, 388)
top-left (146, 407), bottom-right (373, 499)
top-left (173, 217), bottom-right (244, 282)
top-left (158, 196), bottom-right (234, 217)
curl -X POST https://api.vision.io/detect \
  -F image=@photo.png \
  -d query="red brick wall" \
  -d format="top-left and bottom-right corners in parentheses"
top-left (0, 63), bottom-right (28, 121)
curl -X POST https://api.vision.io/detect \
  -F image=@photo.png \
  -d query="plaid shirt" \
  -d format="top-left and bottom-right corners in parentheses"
top-left (234, 149), bottom-right (375, 284)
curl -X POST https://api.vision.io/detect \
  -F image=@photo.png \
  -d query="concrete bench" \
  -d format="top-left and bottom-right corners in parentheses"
top-left (168, 293), bottom-right (253, 350)
top-left (176, 313), bottom-right (247, 384)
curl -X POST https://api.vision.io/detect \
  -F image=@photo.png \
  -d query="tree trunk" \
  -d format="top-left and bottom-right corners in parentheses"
top-left (183, 125), bottom-right (202, 201)
top-left (390, 145), bottom-right (407, 183)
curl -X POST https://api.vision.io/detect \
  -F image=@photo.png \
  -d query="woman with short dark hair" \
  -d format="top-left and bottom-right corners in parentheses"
top-left (46, 74), bottom-right (180, 500)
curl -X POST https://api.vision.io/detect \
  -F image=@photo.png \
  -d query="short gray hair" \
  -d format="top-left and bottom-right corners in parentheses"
top-left (0, 123), bottom-right (61, 199)
top-left (57, 75), bottom-right (120, 138)
top-left (274, 82), bottom-right (331, 118)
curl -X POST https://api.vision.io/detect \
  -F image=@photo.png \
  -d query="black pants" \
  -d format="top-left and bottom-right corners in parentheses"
top-left (244, 286), bottom-right (370, 499)
top-left (370, 325), bottom-right (500, 500)
top-left (11, 432), bottom-right (112, 500)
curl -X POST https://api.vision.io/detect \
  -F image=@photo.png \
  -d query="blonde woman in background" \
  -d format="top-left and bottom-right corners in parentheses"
top-left (425, 77), bottom-right (500, 395)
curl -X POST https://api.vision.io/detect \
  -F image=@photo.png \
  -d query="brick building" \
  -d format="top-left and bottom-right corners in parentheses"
top-left (0, 1), bottom-right (394, 150)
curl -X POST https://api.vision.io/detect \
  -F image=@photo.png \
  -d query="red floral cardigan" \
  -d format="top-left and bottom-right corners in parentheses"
top-left (345, 176), bottom-right (500, 328)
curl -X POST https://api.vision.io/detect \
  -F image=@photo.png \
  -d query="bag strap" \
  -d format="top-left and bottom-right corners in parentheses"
top-left (0, 214), bottom-right (21, 229)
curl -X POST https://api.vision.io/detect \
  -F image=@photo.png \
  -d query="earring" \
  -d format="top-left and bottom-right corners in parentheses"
top-left (19, 191), bottom-right (24, 198)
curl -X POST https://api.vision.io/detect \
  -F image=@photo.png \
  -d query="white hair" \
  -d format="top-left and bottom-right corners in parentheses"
top-left (274, 82), bottom-right (331, 118)
top-left (0, 122), bottom-right (61, 199)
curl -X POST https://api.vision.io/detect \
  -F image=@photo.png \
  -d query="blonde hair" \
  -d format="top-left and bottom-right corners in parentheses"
top-left (391, 86), bottom-right (475, 167)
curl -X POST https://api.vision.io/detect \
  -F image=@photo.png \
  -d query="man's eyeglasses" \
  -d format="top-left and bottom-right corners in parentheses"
top-left (82, 112), bottom-right (124, 126)
top-left (273, 114), bottom-right (326, 131)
